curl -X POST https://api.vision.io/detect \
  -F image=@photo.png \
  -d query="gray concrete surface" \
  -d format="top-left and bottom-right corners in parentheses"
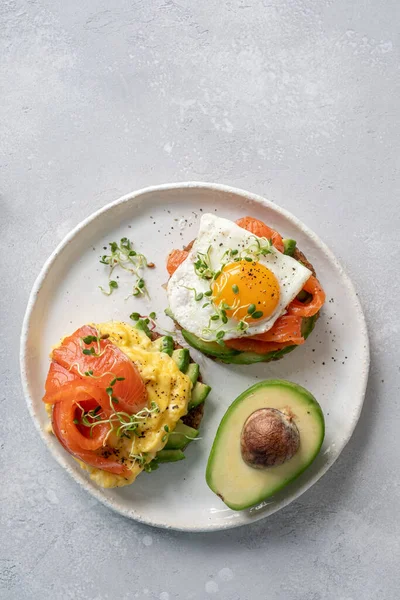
top-left (1, 1), bottom-right (399, 598)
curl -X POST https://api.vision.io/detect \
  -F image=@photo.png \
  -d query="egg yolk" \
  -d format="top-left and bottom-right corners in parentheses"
top-left (212, 260), bottom-right (280, 322)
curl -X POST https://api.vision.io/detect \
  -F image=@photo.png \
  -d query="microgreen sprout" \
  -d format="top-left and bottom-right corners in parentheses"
top-left (252, 310), bottom-right (264, 319)
top-left (182, 286), bottom-right (204, 302)
top-left (219, 237), bottom-right (274, 269)
top-left (194, 246), bottom-right (215, 280)
top-left (130, 311), bottom-right (176, 338)
top-left (79, 331), bottom-right (105, 358)
top-left (132, 277), bottom-right (148, 298)
top-left (247, 304), bottom-right (256, 315)
top-left (129, 453), bottom-right (148, 467)
top-left (241, 236), bottom-right (274, 261)
top-left (99, 280), bottom-right (118, 296)
top-left (99, 237), bottom-right (153, 298)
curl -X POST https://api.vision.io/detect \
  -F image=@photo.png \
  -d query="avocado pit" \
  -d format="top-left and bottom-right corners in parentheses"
top-left (240, 408), bottom-right (300, 469)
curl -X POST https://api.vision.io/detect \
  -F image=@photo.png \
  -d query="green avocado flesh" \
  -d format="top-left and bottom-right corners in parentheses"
top-left (144, 335), bottom-right (209, 468)
top-left (172, 348), bottom-right (190, 372)
top-left (189, 381), bottom-right (211, 410)
top-left (186, 362), bottom-right (199, 385)
top-left (182, 330), bottom-right (239, 357)
top-left (165, 420), bottom-right (199, 450)
top-left (182, 315), bottom-right (317, 365)
top-left (282, 238), bottom-right (297, 256)
top-left (153, 449), bottom-right (185, 463)
top-left (206, 379), bottom-right (325, 510)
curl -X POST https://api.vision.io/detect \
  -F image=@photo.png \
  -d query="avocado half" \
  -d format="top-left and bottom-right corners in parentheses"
top-left (206, 379), bottom-right (325, 511)
top-left (182, 314), bottom-right (318, 365)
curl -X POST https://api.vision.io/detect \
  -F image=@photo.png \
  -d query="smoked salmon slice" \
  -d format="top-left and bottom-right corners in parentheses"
top-left (225, 315), bottom-right (305, 355)
top-left (287, 275), bottom-right (325, 318)
top-left (166, 249), bottom-right (189, 276)
top-left (235, 216), bottom-right (284, 253)
top-left (45, 325), bottom-right (147, 414)
top-left (43, 362), bottom-right (78, 403)
top-left (224, 338), bottom-right (294, 354)
top-left (249, 315), bottom-right (305, 345)
top-left (52, 397), bottom-right (131, 477)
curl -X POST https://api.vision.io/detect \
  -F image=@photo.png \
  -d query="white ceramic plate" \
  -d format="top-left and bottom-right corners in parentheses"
top-left (20, 183), bottom-right (369, 532)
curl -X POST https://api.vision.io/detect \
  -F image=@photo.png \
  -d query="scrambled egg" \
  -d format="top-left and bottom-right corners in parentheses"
top-left (51, 321), bottom-right (192, 488)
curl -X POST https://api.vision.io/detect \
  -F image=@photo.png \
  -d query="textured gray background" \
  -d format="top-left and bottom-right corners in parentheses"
top-left (1, 1), bottom-right (399, 598)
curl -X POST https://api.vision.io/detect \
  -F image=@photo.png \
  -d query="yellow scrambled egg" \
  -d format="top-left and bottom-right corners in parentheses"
top-left (50, 321), bottom-right (192, 488)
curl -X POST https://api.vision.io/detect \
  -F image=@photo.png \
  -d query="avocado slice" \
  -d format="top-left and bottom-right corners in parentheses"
top-left (182, 315), bottom-right (317, 365)
top-left (145, 448), bottom-right (186, 472)
top-left (283, 238), bottom-right (297, 256)
top-left (152, 335), bottom-right (174, 356)
top-left (172, 348), bottom-right (190, 373)
top-left (182, 329), bottom-right (239, 358)
top-left (134, 318), bottom-right (152, 338)
top-left (189, 381), bottom-right (211, 410)
top-left (206, 379), bottom-right (325, 510)
top-left (165, 420), bottom-right (199, 450)
top-left (186, 362), bottom-right (200, 385)
top-left (153, 449), bottom-right (185, 463)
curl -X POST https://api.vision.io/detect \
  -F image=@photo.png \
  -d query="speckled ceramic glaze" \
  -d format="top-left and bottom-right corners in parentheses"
top-left (20, 183), bottom-right (369, 531)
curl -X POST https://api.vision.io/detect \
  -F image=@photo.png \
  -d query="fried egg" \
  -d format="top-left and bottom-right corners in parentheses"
top-left (167, 214), bottom-right (311, 341)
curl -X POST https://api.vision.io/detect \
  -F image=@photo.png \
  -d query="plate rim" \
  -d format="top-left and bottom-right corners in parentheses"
top-left (20, 181), bottom-right (370, 532)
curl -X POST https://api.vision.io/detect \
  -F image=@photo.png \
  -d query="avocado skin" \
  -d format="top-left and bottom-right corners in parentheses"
top-left (206, 379), bottom-right (325, 510)
top-left (182, 315), bottom-right (318, 364)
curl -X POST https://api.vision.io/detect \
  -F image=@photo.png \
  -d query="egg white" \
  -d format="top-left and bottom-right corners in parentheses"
top-left (167, 214), bottom-right (312, 341)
